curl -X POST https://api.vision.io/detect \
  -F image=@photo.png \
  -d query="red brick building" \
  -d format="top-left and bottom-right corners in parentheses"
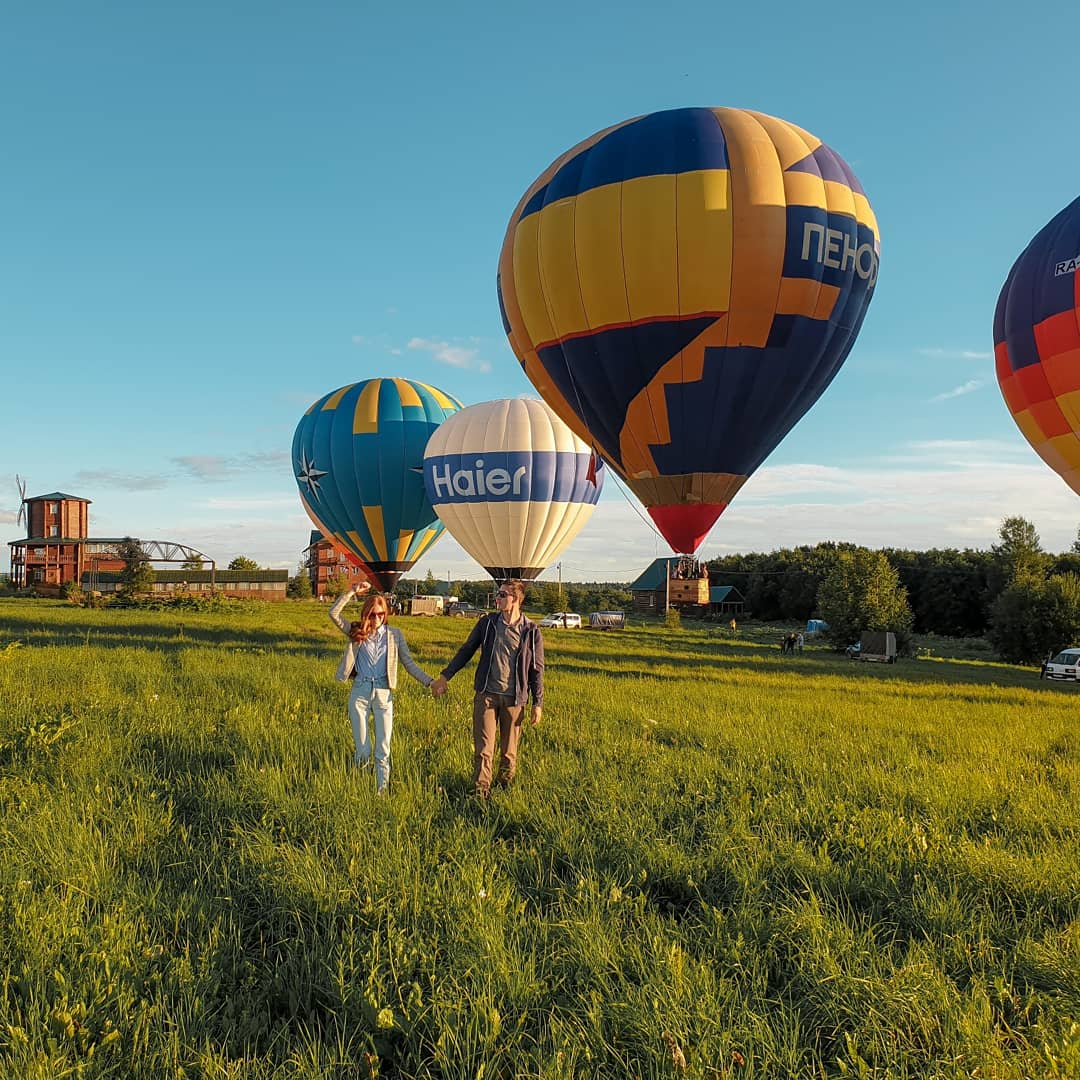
top-left (304, 531), bottom-right (369, 598)
top-left (8, 490), bottom-right (287, 600)
top-left (8, 492), bottom-right (128, 589)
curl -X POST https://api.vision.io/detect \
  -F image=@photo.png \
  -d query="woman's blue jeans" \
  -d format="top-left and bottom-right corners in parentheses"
top-left (347, 679), bottom-right (393, 791)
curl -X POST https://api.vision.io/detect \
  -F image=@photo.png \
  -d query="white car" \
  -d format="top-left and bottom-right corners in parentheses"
top-left (1044, 649), bottom-right (1080, 680)
top-left (539, 612), bottom-right (581, 629)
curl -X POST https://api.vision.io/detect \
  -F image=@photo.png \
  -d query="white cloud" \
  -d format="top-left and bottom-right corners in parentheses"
top-left (407, 337), bottom-right (492, 373)
top-left (919, 347), bottom-right (993, 360)
top-left (930, 379), bottom-right (985, 403)
top-left (351, 335), bottom-right (366, 345)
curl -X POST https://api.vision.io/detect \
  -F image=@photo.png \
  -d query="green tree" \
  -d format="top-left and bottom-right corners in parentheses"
top-left (987, 585), bottom-right (1041, 664)
top-left (988, 572), bottom-right (1080, 663)
top-left (816, 549), bottom-right (913, 649)
top-left (181, 555), bottom-right (205, 571)
top-left (287, 561), bottom-right (313, 599)
top-left (325, 573), bottom-right (353, 600)
top-left (62, 579), bottom-right (86, 605)
top-left (228, 556), bottom-right (261, 571)
top-left (988, 516), bottom-right (1047, 601)
top-left (535, 581), bottom-right (563, 613)
top-left (1072, 527), bottom-right (1080, 556)
top-left (118, 537), bottom-right (154, 596)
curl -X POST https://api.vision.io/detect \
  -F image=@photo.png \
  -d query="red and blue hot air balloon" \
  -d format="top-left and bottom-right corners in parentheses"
top-left (497, 106), bottom-right (880, 554)
top-left (994, 195), bottom-right (1080, 496)
top-left (292, 377), bottom-right (464, 591)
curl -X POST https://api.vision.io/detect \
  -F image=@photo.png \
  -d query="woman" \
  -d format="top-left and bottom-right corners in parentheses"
top-left (329, 581), bottom-right (434, 794)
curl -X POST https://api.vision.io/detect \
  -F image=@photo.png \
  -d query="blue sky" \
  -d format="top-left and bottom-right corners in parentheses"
top-left (3, 0), bottom-right (1080, 582)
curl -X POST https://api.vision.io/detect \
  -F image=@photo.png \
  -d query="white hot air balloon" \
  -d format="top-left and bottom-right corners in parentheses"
top-left (422, 398), bottom-right (604, 579)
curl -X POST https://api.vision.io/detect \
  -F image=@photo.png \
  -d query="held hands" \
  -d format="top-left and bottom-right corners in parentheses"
top-left (352, 580), bottom-right (372, 597)
top-left (430, 675), bottom-right (448, 698)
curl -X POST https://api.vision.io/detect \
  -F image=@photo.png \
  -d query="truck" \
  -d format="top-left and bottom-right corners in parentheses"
top-left (409, 595), bottom-right (444, 616)
top-left (857, 630), bottom-right (897, 663)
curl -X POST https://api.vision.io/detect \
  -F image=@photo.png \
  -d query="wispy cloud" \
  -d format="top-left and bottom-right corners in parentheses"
top-left (407, 337), bottom-right (491, 373)
top-left (902, 438), bottom-right (1022, 461)
top-left (203, 496), bottom-right (299, 511)
top-left (75, 469), bottom-right (170, 491)
top-left (0, 509), bottom-right (17, 524)
top-left (173, 451), bottom-right (290, 481)
top-left (918, 347), bottom-right (992, 361)
top-left (931, 379), bottom-right (985, 403)
top-left (351, 335), bottom-right (366, 345)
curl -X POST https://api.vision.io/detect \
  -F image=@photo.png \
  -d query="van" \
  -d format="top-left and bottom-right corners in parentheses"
top-left (539, 612), bottom-right (581, 629)
top-left (1044, 648), bottom-right (1080, 680)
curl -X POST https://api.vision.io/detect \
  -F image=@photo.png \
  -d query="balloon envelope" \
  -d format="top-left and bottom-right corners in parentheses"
top-left (292, 377), bottom-right (463, 591)
top-left (497, 106), bottom-right (879, 553)
top-left (422, 397), bottom-right (604, 579)
top-left (994, 195), bottom-right (1080, 496)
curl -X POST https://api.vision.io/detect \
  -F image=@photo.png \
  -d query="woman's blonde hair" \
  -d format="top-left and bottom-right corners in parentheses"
top-left (348, 593), bottom-right (390, 644)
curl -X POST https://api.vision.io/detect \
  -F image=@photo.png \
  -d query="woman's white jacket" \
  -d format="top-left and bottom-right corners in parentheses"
top-left (329, 592), bottom-right (434, 689)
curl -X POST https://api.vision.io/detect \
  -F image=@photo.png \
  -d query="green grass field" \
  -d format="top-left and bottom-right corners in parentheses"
top-left (1, 598), bottom-right (1078, 1079)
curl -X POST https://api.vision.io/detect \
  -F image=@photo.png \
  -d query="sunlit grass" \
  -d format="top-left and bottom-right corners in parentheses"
top-left (0, 597), bottom-right (1078, 1077)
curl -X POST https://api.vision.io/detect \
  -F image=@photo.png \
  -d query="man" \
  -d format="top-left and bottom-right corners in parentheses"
top-left (431, 579), bottom-right (544, 798)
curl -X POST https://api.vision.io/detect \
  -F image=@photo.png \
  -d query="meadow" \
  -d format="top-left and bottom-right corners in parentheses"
top-left (0, 597), bottom-right (1078, 1079)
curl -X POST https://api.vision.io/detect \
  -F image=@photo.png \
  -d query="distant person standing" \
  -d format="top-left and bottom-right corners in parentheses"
top-left (431, 579), bottom-right (544, 799)
top-left (329, 581), bottom-right (435, 795)
top-left (796, 632), bottom-right (805, 654)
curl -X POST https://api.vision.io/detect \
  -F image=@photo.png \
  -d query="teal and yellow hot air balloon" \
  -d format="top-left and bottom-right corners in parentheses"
top-left (292, 377), bottom-right (463, 591)
top-left (497, 106), bottom-right (880, 554)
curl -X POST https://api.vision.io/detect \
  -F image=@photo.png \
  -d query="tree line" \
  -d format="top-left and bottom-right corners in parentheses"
top-left (708, 518), bottom-right (1080, 662)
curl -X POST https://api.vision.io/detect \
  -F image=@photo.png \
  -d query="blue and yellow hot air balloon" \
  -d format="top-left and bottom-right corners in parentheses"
top-left (497, 106), bottom-right (880, 554)
top-left (994, 195), bottom-right (1080, 496)
top-left (292, 377), bottom-right (463, 591)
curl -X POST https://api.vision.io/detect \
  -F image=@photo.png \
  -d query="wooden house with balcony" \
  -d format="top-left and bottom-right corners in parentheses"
top-left (8, 492), bottom-right (127, 590)
top-left (629, 555), bottom-right (745, 618)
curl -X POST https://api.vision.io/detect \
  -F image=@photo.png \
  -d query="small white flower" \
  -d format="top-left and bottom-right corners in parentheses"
top-left (478, 888), bottom-right (487, 900)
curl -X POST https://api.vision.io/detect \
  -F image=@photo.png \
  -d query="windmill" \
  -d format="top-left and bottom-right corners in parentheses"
top-left (15, 474), bottom-right (27, 533)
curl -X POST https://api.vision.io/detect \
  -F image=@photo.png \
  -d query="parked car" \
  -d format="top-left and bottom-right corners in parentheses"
top-left (446, 602), bottom-right (484, 618)
top-left (1044, 648), bottom-right (1080, 680)
top-left (539, 612), bottom-right (582, 629)
top-left (844, 642), bottom-right (861, 659)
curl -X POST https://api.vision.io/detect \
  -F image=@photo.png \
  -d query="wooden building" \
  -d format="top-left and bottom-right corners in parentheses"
top-left (629, 556), bottom-right (745, 617)
top-left (8, 489), bottom-right (286, 600)
top-left (8, 492), bottom-right (128, 589)
top-left (88, 569), bottom-right (288, 601)
top-left (304, 530), bottom-right (369, 598)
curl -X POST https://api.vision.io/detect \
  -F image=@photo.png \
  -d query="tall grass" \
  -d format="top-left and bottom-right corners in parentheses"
top-left (0, 597), bottom-right (1078, 1078)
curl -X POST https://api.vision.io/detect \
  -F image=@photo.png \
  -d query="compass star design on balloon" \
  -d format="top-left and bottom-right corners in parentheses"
top-left (295, 449), bottom-right (328, 497)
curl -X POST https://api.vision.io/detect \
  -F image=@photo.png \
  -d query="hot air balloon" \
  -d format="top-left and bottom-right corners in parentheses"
top-left (994, 195), bottom-right (1080, 496)
top-left (422, 397), bottom-right (604, 579)
top-left (292, 377), bottom-right (463, 591)
top-left (497, 106), bottom-right (879, 554)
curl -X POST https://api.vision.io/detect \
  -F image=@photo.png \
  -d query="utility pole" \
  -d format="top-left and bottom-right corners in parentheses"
top-left (557, 562), bottom-right (562, 607)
